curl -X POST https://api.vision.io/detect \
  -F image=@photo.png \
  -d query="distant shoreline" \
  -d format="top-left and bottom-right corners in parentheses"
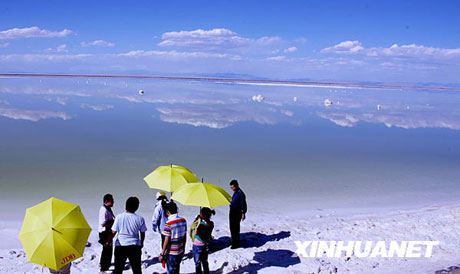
top-left (1, 73), bottom-right (460, 92)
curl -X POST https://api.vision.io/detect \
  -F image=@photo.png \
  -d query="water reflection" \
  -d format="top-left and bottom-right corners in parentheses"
top-left (156, 104), bottom-right (298, 129)
top-left (1, 77), bottom-right (459, 131)
top-left (0, 106), bottom-right (71, 121)
top-left (0, 76), bottom-right (459, 224)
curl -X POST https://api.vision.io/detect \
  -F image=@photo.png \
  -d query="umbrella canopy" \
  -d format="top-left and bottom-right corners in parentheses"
top-left (18, 197), bottom-right (91, 271)
top-left (171, 182), bottom-right (232, 208)
top-left (144, 164), bottom-right (199, 192)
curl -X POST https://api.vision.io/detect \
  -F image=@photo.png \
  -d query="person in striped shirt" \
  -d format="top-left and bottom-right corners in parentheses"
top-left (159, 201), bottom-right (187, 274)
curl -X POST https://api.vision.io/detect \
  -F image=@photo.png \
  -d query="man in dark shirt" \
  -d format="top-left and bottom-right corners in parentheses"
top-left (229, 179), bottom-right (247, 249)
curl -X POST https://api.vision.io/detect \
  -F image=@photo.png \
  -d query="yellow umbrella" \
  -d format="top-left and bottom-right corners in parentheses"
top-left (171, 182), bottom-right (232, 208)
top-left (144, 164), bottom-right (199, 192)
top-left (18, 197), bottom-right (91, 271)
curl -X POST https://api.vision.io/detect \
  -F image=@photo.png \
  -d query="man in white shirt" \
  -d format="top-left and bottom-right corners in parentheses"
top-left (112, 196), bottom-right (147, 274)
top-left (98, 194), bottom-right (115, 273)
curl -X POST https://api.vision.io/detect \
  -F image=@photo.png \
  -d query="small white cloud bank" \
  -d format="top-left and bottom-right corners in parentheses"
top-left (44, 44), bottom-right (68, 53)
top-left (322, 40), bottom-right (460, 59)
top-left (284, 46), bottom-right (298, 53)
top-left (81, 40), bottom-right (115, 47)
top-left (157, 28), bottom-right (281, 51)
top-left (321, 41), bottom-right (364, 55)
top-left (0, 26), bottom-right (72, 40)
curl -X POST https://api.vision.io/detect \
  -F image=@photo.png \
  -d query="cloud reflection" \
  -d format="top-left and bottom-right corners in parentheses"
top-left (1, 77), bottom-right (459, 130)
top-left (156, 104), bottom-right (297, 129)
top-left (0, 107), bottom-right (71, 121)
top-left (80, 103), bottom-right (114, 111)
top-left (317, 111), bottom-right (460, 130)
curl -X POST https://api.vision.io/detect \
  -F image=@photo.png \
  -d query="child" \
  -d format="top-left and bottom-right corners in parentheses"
top-left (191, 207), bottom-right (215, 274)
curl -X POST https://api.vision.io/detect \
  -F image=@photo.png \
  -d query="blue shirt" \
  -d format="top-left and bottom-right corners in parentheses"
top-left (230, 189), bottom-right (247, 214)
top-left (152, 200), bottom-right (168, 234)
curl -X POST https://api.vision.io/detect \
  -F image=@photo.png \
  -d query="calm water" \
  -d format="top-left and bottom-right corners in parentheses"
top-left (1, 77), bottom-right (460, 221)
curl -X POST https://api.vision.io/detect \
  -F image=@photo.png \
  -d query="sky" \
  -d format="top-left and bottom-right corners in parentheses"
top-left (1, 0), bottom-right (460, 85)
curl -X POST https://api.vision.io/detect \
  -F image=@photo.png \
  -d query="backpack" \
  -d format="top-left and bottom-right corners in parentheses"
top-left (189, 217), bottom-right (200, 241)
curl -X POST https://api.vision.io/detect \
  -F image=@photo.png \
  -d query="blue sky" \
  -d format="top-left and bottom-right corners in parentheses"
top-left (1, 0), bottom-right (460, 85)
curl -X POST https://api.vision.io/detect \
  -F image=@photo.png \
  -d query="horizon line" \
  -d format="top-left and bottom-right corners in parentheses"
top-left (1, 73), bottom-right (459, 92)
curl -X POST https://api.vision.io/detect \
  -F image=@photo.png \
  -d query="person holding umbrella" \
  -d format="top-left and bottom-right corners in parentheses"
top-left (170, 179), bottom-right (232, 272)
top-left (229, 179), bottom-right (247, 249)
top-left (19, 197), bottom-right (91, 273)
top-left (49, 263), bottom-right (71, 274)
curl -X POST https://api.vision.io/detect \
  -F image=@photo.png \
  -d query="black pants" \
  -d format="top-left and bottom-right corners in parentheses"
top-left (229, 210), bottom-right (242, 247)
top-left (99, 231), bottom-right (113, 271)
top-left (114, 245), bottom-right (142, 274)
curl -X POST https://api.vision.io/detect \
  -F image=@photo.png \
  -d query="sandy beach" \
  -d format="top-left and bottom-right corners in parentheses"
top-left (2, 202), bottom-right (460, 274)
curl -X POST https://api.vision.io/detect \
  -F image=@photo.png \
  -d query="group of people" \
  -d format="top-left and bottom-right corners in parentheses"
top-left (94, 179), bottom-right (247, 274)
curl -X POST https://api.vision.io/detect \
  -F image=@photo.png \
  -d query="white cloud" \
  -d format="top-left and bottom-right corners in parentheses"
top-left (81, 40), bottom-right (115, 47)
top-left (0, 26), bottom-right (72, 40)
top-left (366, 43), bottom-right (460, 59)
top-left (0, 53), bottom-right (92, 62)
top-left (0, 42), bottom-right (9, 48)
top-left (117, 49), bottom-right (241, 60)
top-left (44, 44), bottom-right (68, 53)
top-left (266, 55), bottom-right (286, 61)
top-left (80, 103), bottom-right (114, 111)
top-left (256, 36), bottom-right (282, 45)
top-left (157, 28), bottom-right (281, 51)
top-left (284, 46), bottom-right (298, 53)
top-left (56, 44), bottom-right (68, 52)
top-left (322, 41), bottom-right (460, 59)
top-left (321, 41), bottom-right (364, 54)
top-left (158, 28), bottom-right (249, 49)
top-left (0, 107), bottom-right (71, 121)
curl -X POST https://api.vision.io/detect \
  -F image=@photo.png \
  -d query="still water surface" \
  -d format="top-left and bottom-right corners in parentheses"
top-left (1, 77), bottom-right (459, 220)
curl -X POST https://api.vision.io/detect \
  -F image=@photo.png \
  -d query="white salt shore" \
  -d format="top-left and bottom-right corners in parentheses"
top-left (1, 203), bottom-right (460, 274)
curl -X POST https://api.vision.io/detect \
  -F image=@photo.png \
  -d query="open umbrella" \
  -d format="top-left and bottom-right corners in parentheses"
top-left (171, 182), bottom-right (232, 208)
top-left (18, 197), bottom-right (91, 271)
top-left (144, 164), bottom-right (199, 192)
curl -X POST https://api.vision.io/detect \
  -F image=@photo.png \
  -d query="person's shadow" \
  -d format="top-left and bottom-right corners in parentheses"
top-left (142, 255), bottom-right (160, 268)
top-left (182, 231), bottom-right (291, 260)
top-left (210, 231), bottom-right (291, 252)
top-left (179, 249), bottom-right (299, 274)
top-left (227, 249), bottom-right (301, 273)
